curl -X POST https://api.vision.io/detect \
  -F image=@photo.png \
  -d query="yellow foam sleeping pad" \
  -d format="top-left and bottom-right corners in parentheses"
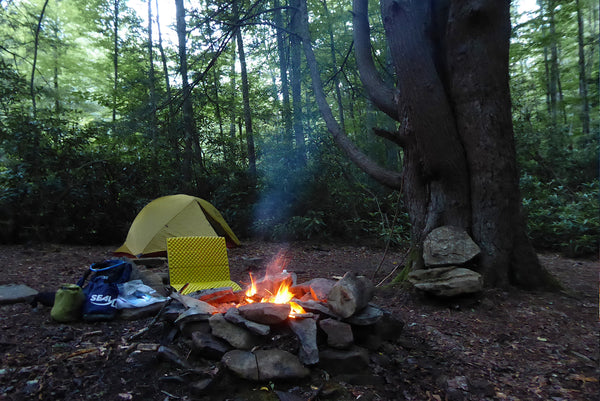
top-left (167, 236), bottom-right (242, 295)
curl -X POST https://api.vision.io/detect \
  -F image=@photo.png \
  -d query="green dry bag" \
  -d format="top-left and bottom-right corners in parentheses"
top-left (51, 284), bottom-right (85, 322)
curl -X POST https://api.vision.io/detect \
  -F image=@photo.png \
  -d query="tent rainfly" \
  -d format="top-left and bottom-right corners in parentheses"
top-left (114, 194), bottom-right (240, 258)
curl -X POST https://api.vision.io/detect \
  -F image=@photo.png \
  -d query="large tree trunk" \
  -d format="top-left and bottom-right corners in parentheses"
top-left (112, 0), bottom-right (120, 124)
top-left (576, 0), bottom-right (591, 136)
top-left (378, 0), bottom-right (472, 243)
top-left (321, 0), bottom-right (346, 131)
top-left (155, 0), bottom-right (179, 168)
top-left (30, 0), bottom-right (50, 117)
top-left (290, 0), bottom-right (306, 167)
top-left (301, 0), bottom-right (558, 290)
top-left (147, 0), bottom-right (158, 145)
top-left (235, 28), bottom-right (257, 181)
top-left (175, 0), bottom-right (201, 187)
top-left (442, 1), bottom-right (551, 288)
top-left (274, 0), bottom-right (293, 148)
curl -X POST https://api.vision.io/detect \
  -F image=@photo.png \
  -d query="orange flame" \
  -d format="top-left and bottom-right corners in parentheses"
top-left (239, 249), bottom-right (308, 317)
top-left (261, 281), bottom-right (306, 316)
top-left (289, 301), bottom-right (306, 316)
top-left (245, 273), bottom-right (257, 298)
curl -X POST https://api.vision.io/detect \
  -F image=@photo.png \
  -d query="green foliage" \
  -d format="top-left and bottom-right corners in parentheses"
top-left (271, 211), bottom-right (327, 241)
top-left (521, 176), bottom-right (599, 257)
top-left (510, 0), bottom-right (599, 257)
top-left (0, 0), bottom-right (596, 260)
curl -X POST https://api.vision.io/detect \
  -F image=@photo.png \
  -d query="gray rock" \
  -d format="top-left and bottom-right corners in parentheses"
top-left (345, 304), bottom-right (384, 326)
top-left (174, 306), bottom-right (213, 325)
top-left (224, 307), bottom-right (270, 336)
top-left (0, 284), bottom-right (38, 304)
top-left (255, 349), bottom-right (310, 379)
top-left (288, 317), bottom-right (319, 365)
top-left (162, 303), bottom-right (186, 322)
top-left (318, 346), bottom-right (370, 375)
top-left (119, 301), bottom-right (165, 320)
top-left (408, 267), bottom-right (483, 297)
top-left (296, 299), bottom-right (340, 319)
top-left (423, 226), bottom-right (480, 267)
top-left (238, 302), bottom-right (290, 325)
top-left (222, 349), bottom-right (309, 380)
top-left (221, 350), bottom-right (259, 380)
top-left (319, 319), bottom-right (353, 349)
top-left (190, 378), bottom-right (214, 395)
top-left (373, 310), bottom-right (405, 341)
top-left (209, 313), bottom-right (262, 350)
top-left (178, 320), bottom-right (211, 339)
top-left (191, 331), bottom-right (231, 360)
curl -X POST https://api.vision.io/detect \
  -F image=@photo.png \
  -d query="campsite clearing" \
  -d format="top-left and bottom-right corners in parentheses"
top-left (0, 241), bottom-right (597, 400)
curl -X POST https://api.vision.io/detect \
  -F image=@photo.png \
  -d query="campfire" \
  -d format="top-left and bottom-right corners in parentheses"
top-left (182, 250), bottom-right (374, 320)
top-left (155, 250), bottom-right (404, 385)
top-left (242, 252), bottom-right (307, 317)
top-left (244, 272), bottom-right (307, 317)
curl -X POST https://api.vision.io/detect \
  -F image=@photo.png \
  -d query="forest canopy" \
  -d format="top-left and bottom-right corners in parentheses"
top-left (0, 0), bottom-right (598, 258)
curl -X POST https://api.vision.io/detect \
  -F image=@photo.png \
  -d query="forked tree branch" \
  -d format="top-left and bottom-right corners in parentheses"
top-left (298, 0), bottom-right (403, 189)
top-left (372, 127), bottom-right (409, 147)
top-left (352, 0), bottom-right (399, 120)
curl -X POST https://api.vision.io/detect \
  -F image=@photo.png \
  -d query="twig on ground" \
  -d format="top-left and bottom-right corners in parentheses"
top-left (128, 298), bottom-right (173, 342)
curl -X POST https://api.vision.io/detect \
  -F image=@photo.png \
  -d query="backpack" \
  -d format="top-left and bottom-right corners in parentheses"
top-left (77, 259), bottom-right (132, 321)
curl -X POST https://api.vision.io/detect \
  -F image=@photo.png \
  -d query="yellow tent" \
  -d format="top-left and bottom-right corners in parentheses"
top-left (114, 194), bottom-right (240, 257)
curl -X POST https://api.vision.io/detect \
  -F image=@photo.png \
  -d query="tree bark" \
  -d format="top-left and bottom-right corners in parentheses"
top-left (274, 0), bottom-right (293, 148)
top-left (155, 0), bottom-right (180, 168)
top-left (299, 0), bottom-right (403, 189)
top-left (547, 0), bottom-right (560, 126)
top-left (576, 0), bottom-right (590, 136)
top-left (443, 1), bottom-right (553, 288)
top-left (112, 0), bottom-right (119, 124)
top-left (228, 40), bottom-right (238, 155)
top-left (147, 0), bottom-right (158, 144)
top-left (327, 272), bottom-right (374, 318)
top-left (374, 0), bottom-right (473, 241)
top-left (235, 28), bottom-right (257, 181)
top-left (175, 0), bottom-right (201, 186)
top-left (301, 0), bottom-right (558, 290)
top-left (30, 0), bottom-right (50, 118)
top-left (322, 0), bottom-right (346, 131)
top-left (290, 0), bottom-right (306, 167)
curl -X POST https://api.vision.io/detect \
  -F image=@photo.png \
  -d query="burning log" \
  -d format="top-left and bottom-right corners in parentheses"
top-left (246, 271), bottom-right (296, 300)
top-left (307, 278), bottom-right (337, 300)
top-left (293, 278), bottom-right (337, 302)
top-left (326, 272), bottom-right (374, 318)
top-left (198, 288), bottom-right (245, 305)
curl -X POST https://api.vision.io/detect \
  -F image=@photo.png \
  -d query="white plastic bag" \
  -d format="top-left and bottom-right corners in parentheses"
top-left (116, 280), bottom-right (167, 309)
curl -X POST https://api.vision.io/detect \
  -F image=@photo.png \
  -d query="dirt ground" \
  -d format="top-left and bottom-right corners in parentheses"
top-left (0, 241), bottom-right (598, 401)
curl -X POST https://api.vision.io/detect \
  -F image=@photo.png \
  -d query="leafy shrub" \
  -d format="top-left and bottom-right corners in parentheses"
top-left (521, 176), bottom-right (599, 257)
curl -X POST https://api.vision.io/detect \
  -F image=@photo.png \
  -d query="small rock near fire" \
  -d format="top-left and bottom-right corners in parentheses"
top-left (209, 313), bottom-right (262, 350)
top-left (238, 302), bottom-right (291, 325)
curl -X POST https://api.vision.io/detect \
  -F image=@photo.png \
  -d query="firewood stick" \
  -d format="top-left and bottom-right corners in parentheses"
top-left (327, 272), bottom-right (374, 318)
top-left (128, 298), bottom-right (173, 341)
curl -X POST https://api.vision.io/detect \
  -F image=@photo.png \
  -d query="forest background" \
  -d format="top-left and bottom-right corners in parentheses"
top-left (0, 0), bottom-right (598, 258)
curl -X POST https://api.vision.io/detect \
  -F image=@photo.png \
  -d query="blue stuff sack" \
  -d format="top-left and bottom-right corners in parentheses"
top-left (77, 260), bottom-right (132, 321)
